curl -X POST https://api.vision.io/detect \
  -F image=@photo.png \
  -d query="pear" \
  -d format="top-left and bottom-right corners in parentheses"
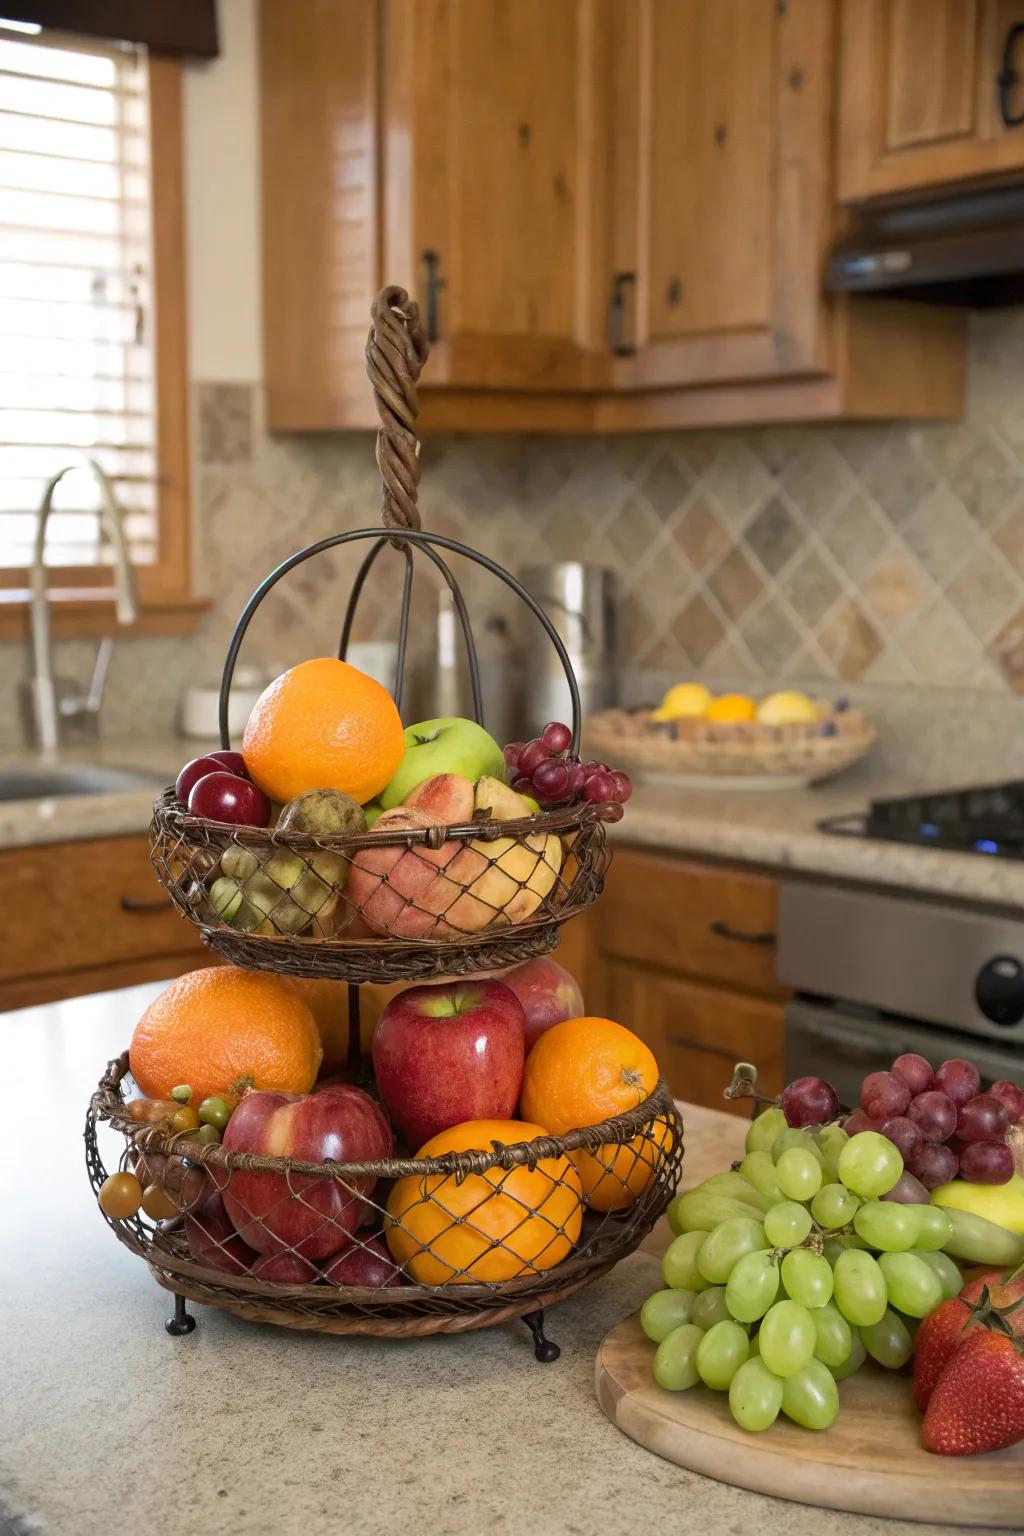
top-left (474, 775), bottom-right (534, 821)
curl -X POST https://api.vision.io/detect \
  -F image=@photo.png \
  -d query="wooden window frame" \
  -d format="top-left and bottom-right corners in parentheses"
top-left (0, 54), bottom-right (204, 641)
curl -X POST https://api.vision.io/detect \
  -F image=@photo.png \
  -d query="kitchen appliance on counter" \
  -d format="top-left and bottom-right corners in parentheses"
top-left (778, 879), bottom-right (1024, 1102)
top-left (518, 563), bottom-right (616, 735)
top-left (819, 781), bottom-right (1024, 859)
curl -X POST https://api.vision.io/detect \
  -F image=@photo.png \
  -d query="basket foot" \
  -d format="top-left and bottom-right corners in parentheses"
top-left (165, 1293), bottom-right (196, 1337)
top-left (522, 1309), bottom-right (560, 1363)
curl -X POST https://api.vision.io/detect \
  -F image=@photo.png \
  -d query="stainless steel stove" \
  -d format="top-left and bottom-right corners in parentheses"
top-left (777, 865), bottom-right (1024, 1103)
top-left (819, 780), bottom-right (1024, 860)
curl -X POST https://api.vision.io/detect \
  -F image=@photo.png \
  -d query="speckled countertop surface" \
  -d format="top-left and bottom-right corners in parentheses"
top-left (1, 735), bottom-right (1021, 909)
top-left (1, 984), bottom-right (1004, 1536)
top-left (612, 770), bottom-right (1024, 910)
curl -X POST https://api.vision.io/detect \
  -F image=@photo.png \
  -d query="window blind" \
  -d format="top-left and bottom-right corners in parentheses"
top-left (0, 28), bottom-right (157, 570)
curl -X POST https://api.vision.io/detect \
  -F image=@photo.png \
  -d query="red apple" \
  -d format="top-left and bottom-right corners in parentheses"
top-left (252, 1251), bottom-right (319, 1283)
top-left (371, 980), bottom-right (526, 1150)
top-left (188, 770), bottom-right (271, 827)
top-left (347, 807), bottom-right (466, 938)
top-left (217, 1084), bottom-right (393, 1260)
top-left (185, 1191), bottom-right (258, 1276)
top-left (498, 955), bottom-right (584, 1051)
top-left (322, 1234), bottom-right (405, 1288)
top-left (207, 749), bottom-right (250, 777)
top-left (176, 754), bottom-right (234, 804)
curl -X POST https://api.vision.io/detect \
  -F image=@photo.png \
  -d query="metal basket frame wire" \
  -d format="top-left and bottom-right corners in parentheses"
top-left (216, 527), bottom-right (582, 753)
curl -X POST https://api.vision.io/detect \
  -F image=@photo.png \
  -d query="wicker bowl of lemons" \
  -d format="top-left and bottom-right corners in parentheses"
top-left (585, 685), bottom-right (875, 789)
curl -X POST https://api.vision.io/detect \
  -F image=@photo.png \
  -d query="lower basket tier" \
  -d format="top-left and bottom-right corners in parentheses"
top-left (87, 1061), bottom-right (684, 1338)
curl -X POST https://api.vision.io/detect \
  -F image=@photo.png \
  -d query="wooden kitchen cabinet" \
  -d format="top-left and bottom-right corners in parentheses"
top-left (260, 0), bottom-right (965, 432)
top-left (838, 0), bottom-right (1024, 202)
top-left (0, 836), bottom-right (211, 1012)
top-left (556, 846), bottom-right (789, 1112)
top-left (607, 0), bottom-right (832, 388)
top-left (600, 959), bottom-right (785, 1118)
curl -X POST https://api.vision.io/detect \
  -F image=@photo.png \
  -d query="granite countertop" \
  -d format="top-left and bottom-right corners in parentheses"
top-left (1, 735), bottom-right (1021, 910)
top-left (614, 771), bottom-right (1024, 910)
top-left (1, 983), bottom-right (1002, 1536)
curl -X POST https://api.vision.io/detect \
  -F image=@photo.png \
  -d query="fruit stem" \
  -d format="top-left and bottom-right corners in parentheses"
top-left (723, 1061), bottom-right (780, 1110)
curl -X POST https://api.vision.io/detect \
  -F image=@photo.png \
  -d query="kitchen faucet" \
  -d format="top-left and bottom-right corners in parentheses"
top-left (25, 458), bottom-right (139, 755)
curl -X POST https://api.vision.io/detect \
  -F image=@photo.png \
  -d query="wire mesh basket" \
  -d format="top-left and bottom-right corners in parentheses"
top-left (89, 286), bottom-right (672, 1358)
top-left (148, 292), bottom-right (619, 984)
top-left (87, 1053), bottom-right (684, 1343)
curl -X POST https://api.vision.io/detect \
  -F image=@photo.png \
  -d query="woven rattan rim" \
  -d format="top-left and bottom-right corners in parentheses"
top-left (153, 784), bottom-right (619, 853)
top-left (145, 1264), bottom-right (614, 1338)
top-left (93, 1051), bottom-right (676, 1178)
top-left (586, 717), bottom-right (876, 779)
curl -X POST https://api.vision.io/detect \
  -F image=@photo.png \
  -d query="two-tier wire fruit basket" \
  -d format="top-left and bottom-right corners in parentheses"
top-left (85, 287), bottom-right (684, 1359)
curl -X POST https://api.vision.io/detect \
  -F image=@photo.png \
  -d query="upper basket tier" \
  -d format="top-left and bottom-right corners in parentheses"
top-left (149, 289), bottom-right (619, 983)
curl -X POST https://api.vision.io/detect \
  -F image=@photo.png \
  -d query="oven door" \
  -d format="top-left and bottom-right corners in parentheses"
top-left (786, 998), bottom-right (1024, 1108)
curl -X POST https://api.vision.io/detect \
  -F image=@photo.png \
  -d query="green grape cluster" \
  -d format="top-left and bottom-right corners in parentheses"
top-left (644, 1107), bottom-right (960, 1434)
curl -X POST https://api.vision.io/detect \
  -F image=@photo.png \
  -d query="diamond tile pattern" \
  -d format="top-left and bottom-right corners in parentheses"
top-left (179, 319), bottom-right (1024, 707)
top-left (7, 318), bottom-right (1024, 751)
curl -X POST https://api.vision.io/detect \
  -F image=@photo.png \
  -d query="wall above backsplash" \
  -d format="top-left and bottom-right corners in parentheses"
top-left (2, 307), bottom-right (1023, 754)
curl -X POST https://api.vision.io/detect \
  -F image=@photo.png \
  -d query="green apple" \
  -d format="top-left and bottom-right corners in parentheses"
top-left (379, 717), bottom-right (505, 809)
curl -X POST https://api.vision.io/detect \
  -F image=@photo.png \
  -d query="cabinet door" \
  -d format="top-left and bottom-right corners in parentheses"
top-left (383, 0), bottom-right (613, 391)
top-left (838, 0), bottom-right (1024, 202)
top-left (608, 0), bottom-right (835, 388)
top-left (601, 959), bottom-right (785, 1114)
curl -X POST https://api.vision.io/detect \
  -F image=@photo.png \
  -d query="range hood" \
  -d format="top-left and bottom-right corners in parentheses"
top-left (825, 184), bottom-right (1024, 307)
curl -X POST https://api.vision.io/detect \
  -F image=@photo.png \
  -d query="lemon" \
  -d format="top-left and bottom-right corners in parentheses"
top-left (756, 691), bottom-right (819, 726)
top-left (652, 682), bottom-right (712, 721)
top-left (705, 693), bottom-right (757, 724)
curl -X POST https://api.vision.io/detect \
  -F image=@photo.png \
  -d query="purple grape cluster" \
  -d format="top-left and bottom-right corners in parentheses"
top-left (843, 1054), bottom-right (1023, 1188)
top-left (503, 721), bottom-right (633, 811)
top-left (781, 1055), bottom-right (1023, 1187)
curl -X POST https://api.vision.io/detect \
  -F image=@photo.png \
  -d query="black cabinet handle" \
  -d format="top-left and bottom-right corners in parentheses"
top-left (998, 23), bottom-right (1024, 127)
top-left (121, 894), bottom-right (173, 913)
top-left (421, 249), bottom-right (445, 342)
top-left (709, 920), bottom-right (776, 946)
top-left (607, 271), bottom-right (636, 355)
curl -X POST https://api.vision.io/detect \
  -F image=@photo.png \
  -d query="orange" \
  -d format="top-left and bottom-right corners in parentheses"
top-left (705, 692), bottom-right (756, 724)
top-left (385, 1119), bottom-right (583, 1284)
top-left (241, 657), bottom-right (405, 806)
top-left (129, 966), bottom-right (323, 1103)
top-left (520, 1016), bottom-right (660, 1212)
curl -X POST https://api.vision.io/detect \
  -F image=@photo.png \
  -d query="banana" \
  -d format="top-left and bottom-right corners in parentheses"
top-left (941, 1207), bottom-right (1024, 1267)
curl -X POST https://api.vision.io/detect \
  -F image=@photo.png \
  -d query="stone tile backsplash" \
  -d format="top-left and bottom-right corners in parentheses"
top-left (3, 308), bottom-right (1024, 752)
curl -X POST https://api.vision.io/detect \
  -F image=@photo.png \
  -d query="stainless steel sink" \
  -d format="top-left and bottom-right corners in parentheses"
top-left (0, 763), bottom-right (164, 803)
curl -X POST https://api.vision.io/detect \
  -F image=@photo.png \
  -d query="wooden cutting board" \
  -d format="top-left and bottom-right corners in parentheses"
top-left (597, 1314), bottom-right (1024, 1528)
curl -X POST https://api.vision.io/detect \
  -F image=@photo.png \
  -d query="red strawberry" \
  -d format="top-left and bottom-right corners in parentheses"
top-left (923, 1329), bottom-right (1024, 1455)
top-left (913, 1298), bottom-right (975, 1412)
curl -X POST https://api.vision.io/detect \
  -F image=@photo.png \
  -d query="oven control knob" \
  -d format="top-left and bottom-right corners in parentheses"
top-left (975, 956), bottom-right (1024, 1026)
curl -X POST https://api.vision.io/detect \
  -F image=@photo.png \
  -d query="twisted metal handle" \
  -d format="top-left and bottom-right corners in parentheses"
top-left (365, 286), bottom-right (429, 534)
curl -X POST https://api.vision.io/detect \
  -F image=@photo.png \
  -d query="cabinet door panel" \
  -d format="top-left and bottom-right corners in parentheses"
top-left (0, 836), bottom-right (204, 989)
top-left (884, 0), bottom-right (980, 151)
top-left (385, 0), bottom-right (612, 390)
top-left (602, 960), bottom-right (785, 1113)
top-left (839, 0), bottom-right (1024, 201)
top-left (612, 0), bottom-right (834, 388)
top-left (646, 0), bottom-right (773, 342)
